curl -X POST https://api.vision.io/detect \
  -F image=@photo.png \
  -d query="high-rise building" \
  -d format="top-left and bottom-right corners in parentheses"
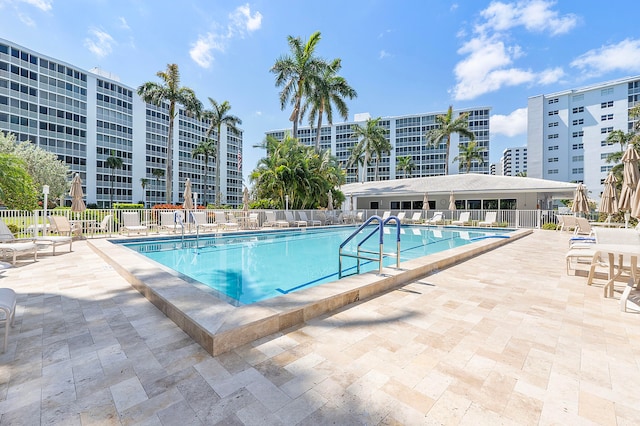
top-left (0, 38), bottom-right (243, 208)
top-left (501, 146), bottom-right (527, 176)
top-left (527, 75), bottom-right (640, 196)
top-left (266, 108), bottom-right (491, 182)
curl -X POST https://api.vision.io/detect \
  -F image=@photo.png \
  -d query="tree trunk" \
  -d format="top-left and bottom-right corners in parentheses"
top-left (166, 104), bottom-right (175, 203)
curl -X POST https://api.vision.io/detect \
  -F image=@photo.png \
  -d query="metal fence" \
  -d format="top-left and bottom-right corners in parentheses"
top-left (0, 208), bottom-right (585, 238)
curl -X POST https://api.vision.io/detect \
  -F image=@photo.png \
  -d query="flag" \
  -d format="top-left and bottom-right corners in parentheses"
top-left (237, 150), bottom-right (242, 171)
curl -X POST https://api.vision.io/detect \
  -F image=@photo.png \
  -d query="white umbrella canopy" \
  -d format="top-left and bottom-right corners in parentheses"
top-left (448, 192), bottom-right (456, 211)
top-left (69, 173), bottom-right (86, 212)
top-left (183, 178), bottom-right (194, 209)
top-left (350, 193), bottom-right (354, 212)
top-left (599, 172), bottom-right (618, 219)
top-left (618, 145), bottom-right (640, 212)
top-left (571, 183), bottom-right (590, 214)
top-left (327, 190), bottom-right (333, 210)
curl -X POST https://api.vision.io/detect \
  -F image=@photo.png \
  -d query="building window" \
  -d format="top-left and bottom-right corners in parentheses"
top-left (572, 94), bottom-right (584, 101)
top-left (547, 134), bottom-right (559, 139)
top-left (548, 145), bottom-right (559, 151)
top-left (572, 119), bottom-right (584, 125)
top-left (548, 110), bottom-right (559, 116)
top-left (601, 126), bottom-right (614, 134)
top-left (548, 98), bottom-right (559, 104)
top-left (572, 106), bottom-right (585, 113)
top-left (601, 165), bottom-right (613, 172)
top-left (601, 87), bottom-right (614, 96)
top-left (548, 169), bottom-right (559, 174)
top-left (548, 157), bottom-right (558, 163)
top-left (572, 155), bottom-right (583, 162)
top-left (601, 114), bottom-right (614, 121)
top-left (572, 131), bottom-right (584, 138)
top-left (572, 143), bottom-right (584, 150)
top-left (572, 168), bottom-right (584, 174)
top-left (601, 101), bottom-right (614, 108)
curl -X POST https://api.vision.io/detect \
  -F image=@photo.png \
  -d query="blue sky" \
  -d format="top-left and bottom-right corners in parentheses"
top-left (1, 0), bottom-right (640, 185)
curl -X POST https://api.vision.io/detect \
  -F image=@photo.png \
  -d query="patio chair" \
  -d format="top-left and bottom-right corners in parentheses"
top-left (478, 212), bottom-right (498, 227)
top-left (425, 211), bottom-right (444, 225)
top-left (248, 213), bottom-right (260, 229)
top-left (574, 217), bottom-right (594, 236)
top-left (159, 211), bottom-right (184, 234)
top-left (395, 212), bottom-right (407, 223)
top-left (263, 211), bottom-right (288, 228)
top-left (87, 214), bottom-right (113, 236)
top-left (49, 215), bottom-right (81, 237)
top-left (120, 212), bottom-right (148, 236)
top-left (451, 212), bottom-right (471, 226)
top-left (284, 211), bottom-right (307, 227)
top-left (298, 211), bottom-right (321, 226)
top-left (381, 211), bottom-right (391, 220)
top-left (0, 288), bottom-right (16, 352)
top-left (406, 212), bottom-right (423, 224)
top-left (214, 211), bottom-right (239, 231)
top-left (191, 211), bottom-right (218, 233)
top-left (0, 220), bottom-right (39, 264)
top-left (585, 228), bottom-right (640, 292)
top-left (557, 215), bottom-right (577, 232)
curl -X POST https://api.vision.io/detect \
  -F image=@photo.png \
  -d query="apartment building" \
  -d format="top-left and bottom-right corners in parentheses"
top-left (266, 108), bottom-right (491, 182)
top-left (0, 38), bottom-right (243, 208)
top-left (527, 75), bottom-right (640, 197)
top-left (501, 146), bottom-right (527, 176)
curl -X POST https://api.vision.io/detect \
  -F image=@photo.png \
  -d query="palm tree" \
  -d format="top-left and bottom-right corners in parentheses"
top-left (453, 141), bottom-right (486, 173)
top-left (346, 143), bottom-right (366, 183)
top-left (397, 156), bottom-right (415, 178)
top-left (106, 155), bottom-right (123, 208)
top-left (271, 31), bottom-right (327, 137)
top-left (425, 106), bottom-right (475, 175)
top-left (192, 138), bottom-right (216, 206)
top-left (203, 98), bottom-right (242, 206)
top-left (140, 178), bottom-right (149, 207)
top-left (351, 117), bottom-right (389, 181)
top-left (137, 64), bottom-right (202, 204)
top-left (301, 58), bottom-right (357, 150)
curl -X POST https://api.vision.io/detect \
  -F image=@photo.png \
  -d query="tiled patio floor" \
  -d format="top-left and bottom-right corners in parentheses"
top-left (1, 230), bottom-right (639, 425)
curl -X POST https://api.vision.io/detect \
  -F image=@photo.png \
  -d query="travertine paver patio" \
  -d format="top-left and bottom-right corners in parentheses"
top-left (1, 229), bottom-right (639, 425)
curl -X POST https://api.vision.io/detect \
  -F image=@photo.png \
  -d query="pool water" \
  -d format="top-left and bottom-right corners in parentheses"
top-left (119, 226), bottom-right (509, 305)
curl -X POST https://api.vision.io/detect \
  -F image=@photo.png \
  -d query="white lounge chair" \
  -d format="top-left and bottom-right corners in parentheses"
top-left (395, 212), bottom-right (407, 223)
top-left (120, 212), bottom-right (148, 236)
top-left (557, 215), bottom-right (577, 232)
top-left (0, 220), bottom-right (39, 265)
top-left (298, 211), bottom-right (321, 226)
top-left (214, 211), bottom-right (239, 230)
top-left (478, 212), bottom-right (498, 227)
top-left (452, 212), bottom-right (471, 226)
top-left (407, 212), bottom-right (423, 224)
top-left (191, 211), bottom-right (218, 233)
top-left (248, 213), bottom-right (260, 229)
top-left (263, 211), bottom-right (288, 228)
top-left (574, 217), bottom-right (593, 236)
top-left (585, 228), bottom-right (640, 294)
top-left (425, 211), bottom-right (443, 225)
top-left (87, 214), bottom-right (113, 236)
top-left (0, 288), bottom-right (16, 352)
top-left (49, 215), bottom-right (81, 237)
top-left (159, 211), bottom-right (184, 233)
top-left (284, 211), bottom-right (307, 227)
top-left (381, 211), bottom-right (391, 220)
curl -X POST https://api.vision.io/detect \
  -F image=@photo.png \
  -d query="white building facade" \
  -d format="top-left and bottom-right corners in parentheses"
top-left (527, 75), bottom-right (640, 196)
top-left (501, 146), bottom-right (527, 176)
top-left (0, 38), bottom-right (243, 208)
top-left (267, 108), bottom-right (491, 183)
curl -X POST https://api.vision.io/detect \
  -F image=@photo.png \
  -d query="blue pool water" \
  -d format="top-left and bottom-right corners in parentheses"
top-left (119, 226), bottom-right (509, 305)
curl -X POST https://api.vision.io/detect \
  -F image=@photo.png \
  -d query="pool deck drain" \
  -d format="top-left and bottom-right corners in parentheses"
top-left (88, 228), bottom-right (532, 356)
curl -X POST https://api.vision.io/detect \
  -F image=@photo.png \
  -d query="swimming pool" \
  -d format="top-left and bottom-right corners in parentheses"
top-left (119, 225), bottom-right (510, 305)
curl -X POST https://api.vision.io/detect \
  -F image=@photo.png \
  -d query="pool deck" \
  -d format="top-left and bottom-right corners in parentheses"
top-left (1, 229), bottom-right (640, 424)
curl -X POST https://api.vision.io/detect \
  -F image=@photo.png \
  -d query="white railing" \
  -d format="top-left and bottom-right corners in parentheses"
top-left (0, 208), bottom-right (585, 238)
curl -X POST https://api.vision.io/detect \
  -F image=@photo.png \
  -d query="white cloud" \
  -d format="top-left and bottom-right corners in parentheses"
top-left (379, 50), bottom-right (390, 60)
top-left (453, 1), bottom-right (574, 100)
top-left (478, 0), bottom-right (577, 36)
top-left (190, 4), bottom-right (262, 69)
top-left (84, 28), bottom-right (115, 58)
top-left (118, 17), bottom-right (130, 30)
top-left (21, 0), bottom-right (52, 11)
top-left (490, 108), bottom-right (528, 137)
top-left (570, 38), bottom-right (640, 78)
top-left (17, 11), bottom-right (35, 26)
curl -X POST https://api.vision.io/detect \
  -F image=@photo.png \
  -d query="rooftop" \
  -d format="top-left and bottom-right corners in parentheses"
top-left (1, 230), bottom-right (639, 424)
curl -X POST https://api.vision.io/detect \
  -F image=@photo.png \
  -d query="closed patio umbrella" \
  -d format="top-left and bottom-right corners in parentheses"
top-left (183, 178), bottom-right (194, 209)
top-left (327, 190), bottom-right (333, 210)
top-left (242, 186), bottom-right (249, 212)
top-left (422, 193), bottom-right (429, 211)
top-left (70, 173), bottom-right (86, 212)
top-left (619, 145), bottom-right (640, 212)
top-left (571, 183), bottom-right (590, 215)
top-left (599, 172), bottom-right (618, 221)
top-left (448, 192), bottom-right (456, 211)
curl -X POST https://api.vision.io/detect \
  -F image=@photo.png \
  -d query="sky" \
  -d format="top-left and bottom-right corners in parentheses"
top-left (1, 0), bottom-right (640, 185)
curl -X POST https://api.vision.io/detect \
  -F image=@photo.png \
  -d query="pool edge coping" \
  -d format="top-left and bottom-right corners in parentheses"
top-left (88, 227), bottom-right (532, 356)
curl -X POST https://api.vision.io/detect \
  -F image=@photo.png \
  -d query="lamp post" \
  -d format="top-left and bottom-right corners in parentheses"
top-left (285, 194), bottom-right (289, 211)
top-left (42, 185), bottom-right (49, 236)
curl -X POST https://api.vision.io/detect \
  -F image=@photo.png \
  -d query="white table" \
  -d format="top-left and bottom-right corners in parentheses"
top-left (588, 244), bottom-right (640, 301)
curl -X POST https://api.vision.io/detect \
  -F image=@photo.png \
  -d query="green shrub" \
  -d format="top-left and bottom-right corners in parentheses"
top-left (542, 222), bottom-right (558, 230)
top-left (113, 203), bottom-right (144, 210)
top-left (6, 223), bottom-right (19, 234)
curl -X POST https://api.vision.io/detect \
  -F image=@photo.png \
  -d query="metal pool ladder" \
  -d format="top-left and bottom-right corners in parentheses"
top-left (338, 215), bottom-right (401, 278)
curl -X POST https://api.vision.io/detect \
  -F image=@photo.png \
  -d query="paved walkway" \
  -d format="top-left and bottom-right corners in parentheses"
top-left (1, 230), bottom-right (639, 425)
